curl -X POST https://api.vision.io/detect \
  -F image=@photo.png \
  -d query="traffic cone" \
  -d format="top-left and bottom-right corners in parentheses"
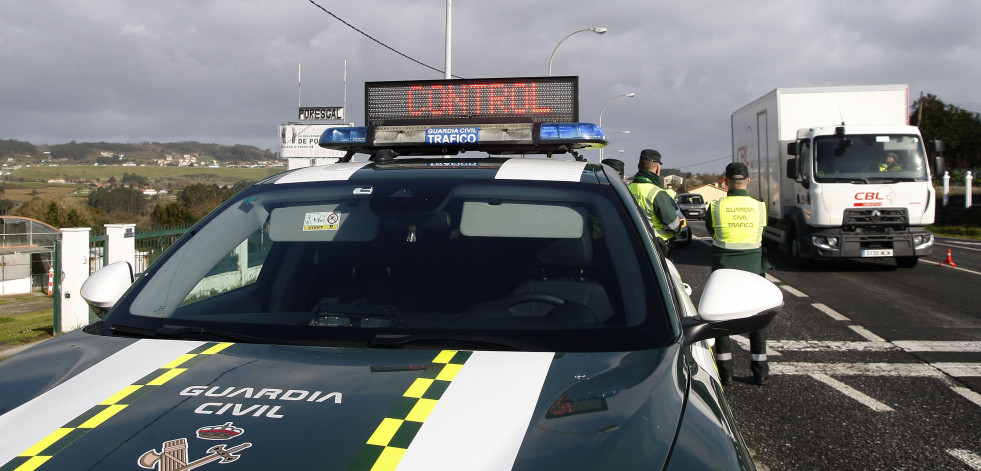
top-left (937, 249), bottom-right (958, 267)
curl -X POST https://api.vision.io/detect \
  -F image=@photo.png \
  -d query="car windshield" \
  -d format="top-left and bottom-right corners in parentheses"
top-left (814, 134), bottom-right (929, 182)
top-left (106, 172), bottom-right (673, 352)
top-left (678, 194), bottom-right (703, 204)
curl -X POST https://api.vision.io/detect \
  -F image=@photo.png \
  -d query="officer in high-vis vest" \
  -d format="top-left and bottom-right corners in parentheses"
top-left (705, 162), bottom-right (772, 386)
top-left (627, 149), bottom-right (683, 254)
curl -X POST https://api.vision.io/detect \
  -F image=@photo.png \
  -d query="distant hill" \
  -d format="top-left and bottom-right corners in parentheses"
top-left (0, 139), bottom-right (277, 164)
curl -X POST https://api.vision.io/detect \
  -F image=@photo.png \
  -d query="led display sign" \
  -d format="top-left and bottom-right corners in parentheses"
top-left (365, 76), bottom-right (578, 126)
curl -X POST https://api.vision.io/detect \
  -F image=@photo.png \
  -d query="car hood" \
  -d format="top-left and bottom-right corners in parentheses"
top-left (0, 332), bottom-right (687, 471)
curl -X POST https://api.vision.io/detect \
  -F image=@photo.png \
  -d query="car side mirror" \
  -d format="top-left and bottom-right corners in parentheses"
top-left (683, 269), bottom-right (783, 344)
top-left (80, 261), bottom-right (135, 318)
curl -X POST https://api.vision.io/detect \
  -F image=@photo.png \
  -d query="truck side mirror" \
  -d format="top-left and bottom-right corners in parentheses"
top-left (786, 158), bottom-right (797, 179)
top-left (787, 141), bottom-right (798, 156)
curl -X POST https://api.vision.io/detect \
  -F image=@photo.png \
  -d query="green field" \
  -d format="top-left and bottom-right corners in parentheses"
top-left (8, 165), bottom-right (285, 185)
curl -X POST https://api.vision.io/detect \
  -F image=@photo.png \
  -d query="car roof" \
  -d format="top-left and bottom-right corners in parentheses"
top-left (264, 157), bottom-right (615, 187)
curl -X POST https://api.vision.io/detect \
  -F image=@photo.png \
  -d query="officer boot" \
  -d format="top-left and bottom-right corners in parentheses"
top-left (749, 330), bottom-right (768, 385)
top-left (714, 336), bottom-right (733, 386)
top-left (750, 358), bottom-right (768, 385)
top-left (717, 360), bottom-right (733, 386)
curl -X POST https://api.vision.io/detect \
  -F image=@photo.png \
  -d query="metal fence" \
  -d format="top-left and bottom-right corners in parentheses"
top-left (88, 225), bottom-right (193, 276)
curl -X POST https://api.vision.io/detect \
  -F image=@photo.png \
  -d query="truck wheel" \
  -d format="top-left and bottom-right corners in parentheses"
top-left (896, 256), bottom-right (918, 268)
top-left (789, 227), bottom-right (813, 269)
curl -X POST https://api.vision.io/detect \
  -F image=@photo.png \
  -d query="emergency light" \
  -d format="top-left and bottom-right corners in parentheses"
top-left (318, 123), bottom-right (606, 149)
top-left (538, 123), bottom-right (606, 141)
top-left (320, 127), bottom-right (367, 145)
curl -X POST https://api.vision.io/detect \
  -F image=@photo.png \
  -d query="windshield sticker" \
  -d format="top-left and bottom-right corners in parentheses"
top-left (139, 424), bottom-right (252, 470)
top-left (354, 187), bottom-right (373, 195)
top-left (303, 211), bottom-right (341, 231)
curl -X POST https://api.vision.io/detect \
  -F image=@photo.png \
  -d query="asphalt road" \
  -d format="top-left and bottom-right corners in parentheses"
top-left (672, 226), bottom-right (981, 470)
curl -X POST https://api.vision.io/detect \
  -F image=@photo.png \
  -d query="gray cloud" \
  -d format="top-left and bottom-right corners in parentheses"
top-left (2, 1), bottom-right (978, 174)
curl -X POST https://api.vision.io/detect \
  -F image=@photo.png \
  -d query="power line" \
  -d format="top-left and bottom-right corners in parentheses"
top-left (307, 0), bottom-right (463, 79)
top-left (677, 155), bottom-right (731, 171)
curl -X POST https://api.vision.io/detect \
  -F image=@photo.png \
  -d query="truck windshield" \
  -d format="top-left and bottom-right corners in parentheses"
top-left (813, 134), bottom-right (928, 182)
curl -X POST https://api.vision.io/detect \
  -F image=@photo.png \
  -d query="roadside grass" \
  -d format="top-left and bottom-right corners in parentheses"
top-left (0, 309), bottom-right (54, 350)
top-left (929, 225), bottom-right (981, 240)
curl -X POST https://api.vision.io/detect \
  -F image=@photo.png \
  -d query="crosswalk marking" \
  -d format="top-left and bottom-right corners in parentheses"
top-left (809, 373), bottom-right (894, 412)
top-left (948, 449), bottom-right (981, 471)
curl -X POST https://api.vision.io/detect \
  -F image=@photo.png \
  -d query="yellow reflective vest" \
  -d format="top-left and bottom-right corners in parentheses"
top-left (709, 195), bottom-right (766, 249)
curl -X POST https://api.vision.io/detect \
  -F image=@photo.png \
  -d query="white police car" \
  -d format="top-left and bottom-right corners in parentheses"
top-left (0, 77), bottom-right (780, 471)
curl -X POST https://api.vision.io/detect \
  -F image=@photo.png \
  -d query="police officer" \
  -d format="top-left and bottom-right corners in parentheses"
top-left (705, 162), bottom-right (772, 386)
top-left (628, 149), bottom-right (683, 254)
top-left (601, 158), bottom-right (625, 179)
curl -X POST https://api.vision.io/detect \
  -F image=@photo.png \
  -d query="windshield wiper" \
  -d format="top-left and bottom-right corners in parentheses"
top-left (109, 323), bottom-right (284, 344)
top-left (369, 333), bottom-right (533, 351)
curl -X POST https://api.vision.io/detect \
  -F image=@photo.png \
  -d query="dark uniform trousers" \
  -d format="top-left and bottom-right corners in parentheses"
top-left (714, 329), bottom-right (767, 383)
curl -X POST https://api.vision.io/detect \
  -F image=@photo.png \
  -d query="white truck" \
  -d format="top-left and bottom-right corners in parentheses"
top-left (731, 84), bottom-right (935, 268)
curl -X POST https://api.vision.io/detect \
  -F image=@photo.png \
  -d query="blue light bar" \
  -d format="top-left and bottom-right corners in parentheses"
top-left (539, 123), bottom-right (607, 141)
top-left (319, 127), bottom-right (368, 147)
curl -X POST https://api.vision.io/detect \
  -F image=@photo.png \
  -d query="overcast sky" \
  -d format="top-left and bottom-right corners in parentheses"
top-left (3, 1), bottom-right (980, 173)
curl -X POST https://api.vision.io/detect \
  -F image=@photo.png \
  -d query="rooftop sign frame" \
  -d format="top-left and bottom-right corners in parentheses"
top-left (365, 76), bottom-right (579, 126)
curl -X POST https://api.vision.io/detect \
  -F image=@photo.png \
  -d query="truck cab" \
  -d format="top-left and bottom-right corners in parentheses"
top-left (786, 124), bottom-right (935, 267)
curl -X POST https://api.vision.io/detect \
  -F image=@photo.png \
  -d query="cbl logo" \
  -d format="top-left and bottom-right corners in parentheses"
top-left (853, 187), bottom-right (896, 206)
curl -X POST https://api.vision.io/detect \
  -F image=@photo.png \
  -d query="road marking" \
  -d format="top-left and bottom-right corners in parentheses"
top-left (812, 303), bottom-right (850, 321)
top-left (933, 363), bottom-right (981, 377)
top-left (779, 285), bottom-right (808, 297)
top-left (894, 340), bottom-right (981, 352)
top-left (947, 449), bottom-right (981, 471)
top-left (949, 386), bottom-right (981, 409)
top-left (731, 335), bottom-right (781, 357)
top-left (771, 362), bottom-right (945, 377)
top-left (767, 340), bottom-right (895, 352)
top-left (926, 259), bottom-right (981, 276)
top-left (809, 373), bottom-right (894, 412)
top-left (848, 325), bottom-right (886, 342)
top-left (764, 273), bottom-right (781, 283)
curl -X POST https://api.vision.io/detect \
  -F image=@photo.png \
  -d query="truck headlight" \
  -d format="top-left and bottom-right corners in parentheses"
top-left (913, 234), bottom-right (934, 250)
top-left (812, 236), bottom-right (839, 250)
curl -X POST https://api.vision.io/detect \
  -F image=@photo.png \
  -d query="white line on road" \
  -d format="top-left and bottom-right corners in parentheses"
top-left (925, 258), bottom-right (981, 276)
top-left (949, 386), bottom-right (981, 409)
top-left (848, 325), bottom-right (886, 342)
top-left (767, 340), bottom-right (895, 351)
top-left (809, 373), bottom-right (894, 412)
top-left (811, 303), bottom-right (850, 321)
top-left (933, 363), bottom-right (981, 377)
top-left (732, 335), bottom-right (781, 356)
top-left (779, 284), bottom-right (809, 297)
top-left (947, 449), bottom-right (981, 471)
top-left (764, 273), bottom-right (781, 284)
top-left (771, 362), bottom-right (945, 377)
top-left (894, 340), bottom-right (981, 352)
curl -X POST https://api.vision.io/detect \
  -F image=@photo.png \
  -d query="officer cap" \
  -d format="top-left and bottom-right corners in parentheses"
top-left (725, 162), bottom-right (749, 180)
top-left (601, 158), bottom-right (625, 176)
top-left (639, 149), bottom-right (662, 163)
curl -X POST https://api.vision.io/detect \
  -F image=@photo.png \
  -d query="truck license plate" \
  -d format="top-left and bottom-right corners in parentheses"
top-left (861, 249), bottom-right (894, 257)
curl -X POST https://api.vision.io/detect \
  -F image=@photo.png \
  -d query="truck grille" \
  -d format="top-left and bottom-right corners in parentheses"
top-left (843, 208), bottom-right (908, 226)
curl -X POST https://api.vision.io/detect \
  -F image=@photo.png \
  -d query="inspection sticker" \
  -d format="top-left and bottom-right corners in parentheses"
top-left (303, 212), bottom-right (341, 231)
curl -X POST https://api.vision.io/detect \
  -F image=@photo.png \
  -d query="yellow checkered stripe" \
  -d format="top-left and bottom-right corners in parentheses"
top-left (0, 342), bottom-right (232, 471)
top-left (349, 350), bottom-right (472, 471)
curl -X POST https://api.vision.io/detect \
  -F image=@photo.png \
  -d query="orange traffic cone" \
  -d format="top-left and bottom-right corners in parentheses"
top-left (937, 249), bottom-right (958, 267)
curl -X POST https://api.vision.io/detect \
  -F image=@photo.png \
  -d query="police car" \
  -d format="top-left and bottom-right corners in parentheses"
top-left (0, 77), bottom-right (781, 471)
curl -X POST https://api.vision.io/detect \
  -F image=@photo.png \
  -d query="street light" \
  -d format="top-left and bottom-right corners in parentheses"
top-left (598, 93), bottom-right (636, 160)
top-left (548, 27), bottom-right (607, 76)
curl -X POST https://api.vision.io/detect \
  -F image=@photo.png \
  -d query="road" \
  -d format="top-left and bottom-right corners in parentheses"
top-left (672, 226), bottom-right (981, 470)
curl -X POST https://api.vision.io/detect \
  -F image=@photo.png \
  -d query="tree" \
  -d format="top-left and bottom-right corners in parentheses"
top-left (911, 94), bottom-right (981, 170)
top-left (87, 187), bottom-right (146, 216)
top-left (150, 202), bottom-right (196, 227)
